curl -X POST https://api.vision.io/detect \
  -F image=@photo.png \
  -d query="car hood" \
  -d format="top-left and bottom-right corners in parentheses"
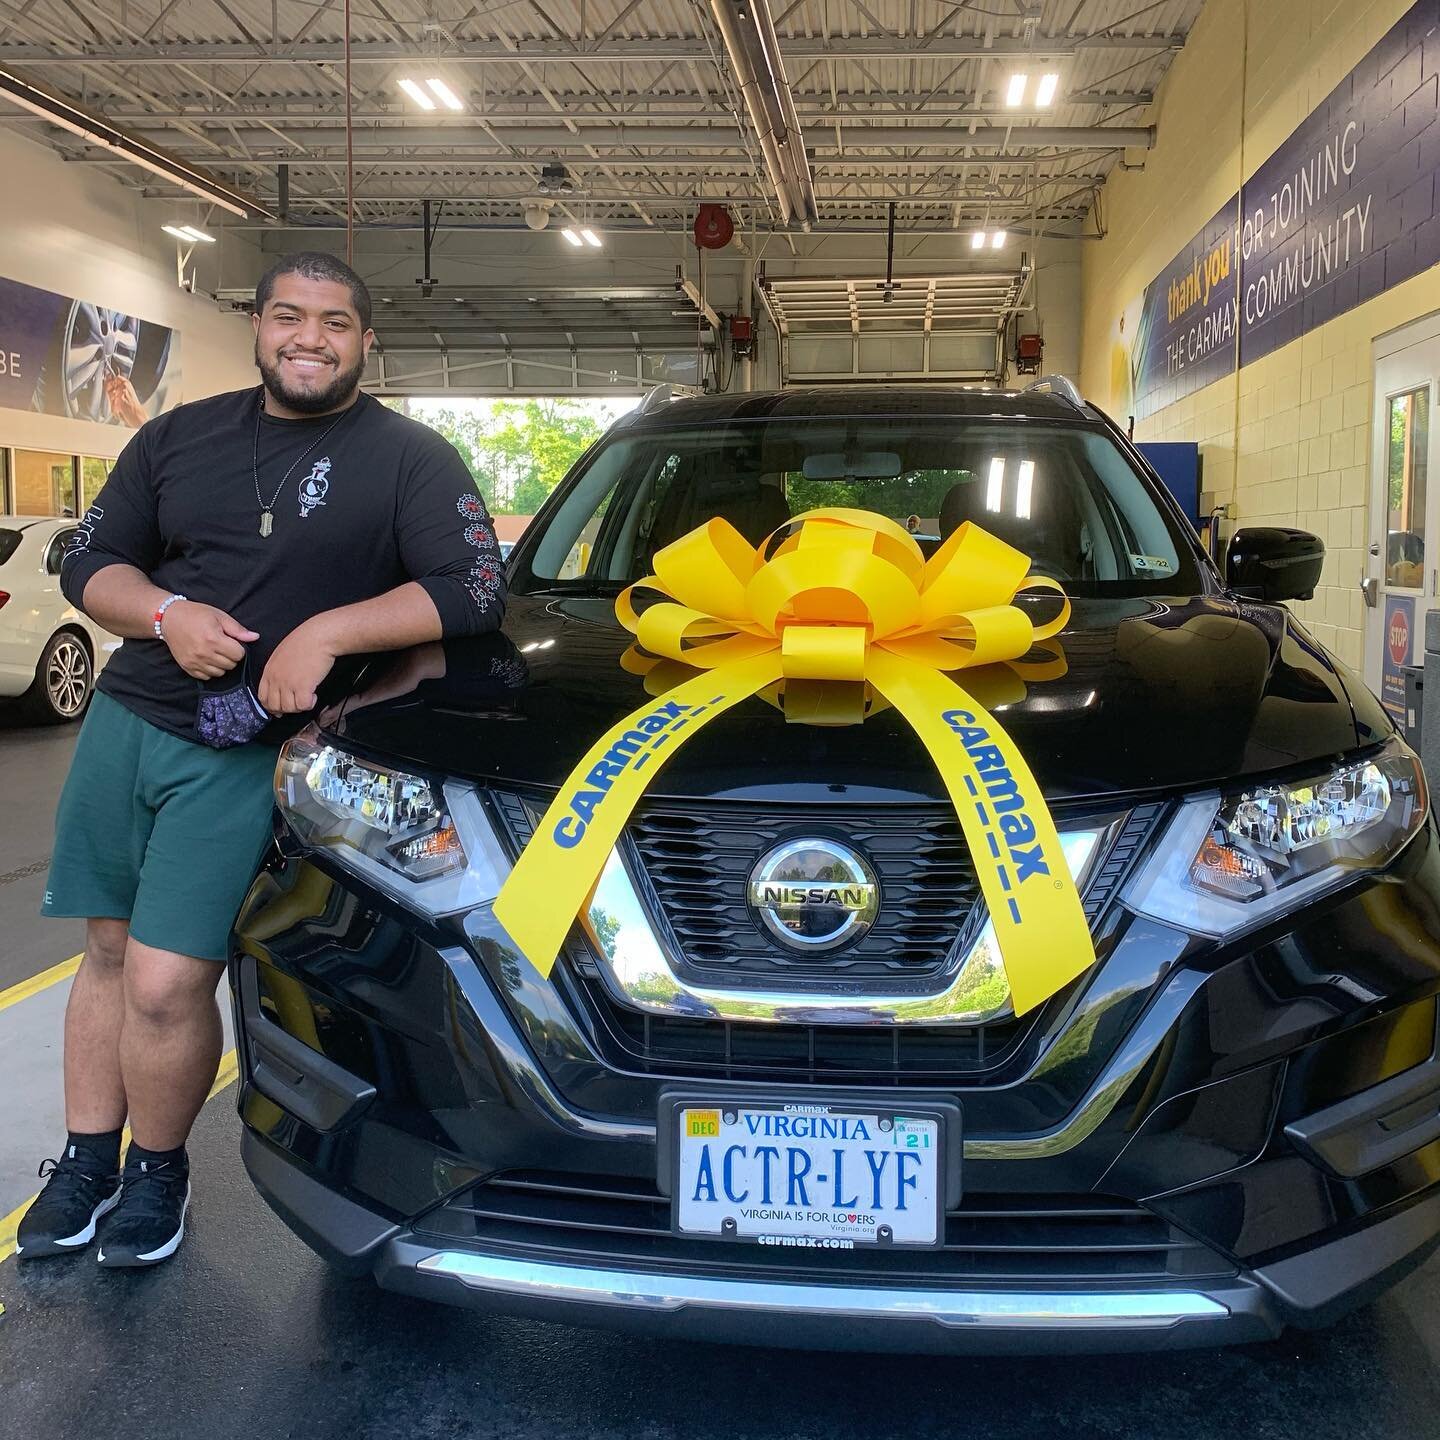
top-left (329, 592), bottom-right (1370, 805)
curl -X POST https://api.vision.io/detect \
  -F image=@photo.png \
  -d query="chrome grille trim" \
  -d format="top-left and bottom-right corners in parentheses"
top-left (570, 830), bottom-right (1102, 1025)
top-left (415, 1252), bottom-right (1230, 1329)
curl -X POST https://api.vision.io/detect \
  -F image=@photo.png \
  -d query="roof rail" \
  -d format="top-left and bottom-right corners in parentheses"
top-left (1023, 374), bottom-right (1085, 407)
top-left (637, 383), bottom-right (681, 416)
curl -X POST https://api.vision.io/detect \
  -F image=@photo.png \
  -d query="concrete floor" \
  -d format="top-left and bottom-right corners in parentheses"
top-left (5, 706), bottom-right (1440, 1439)
top-left (0, 709), bottom-right (85, 990)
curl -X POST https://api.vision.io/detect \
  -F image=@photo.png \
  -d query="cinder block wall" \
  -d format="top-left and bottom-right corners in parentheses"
top-left (1080, 0), bottom-right (1436, 673)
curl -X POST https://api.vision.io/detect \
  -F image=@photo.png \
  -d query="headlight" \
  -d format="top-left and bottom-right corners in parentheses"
top-left (275, 725), bottom-right (509, 917)
top-left (1123, 741), bottom-right (1428, 938)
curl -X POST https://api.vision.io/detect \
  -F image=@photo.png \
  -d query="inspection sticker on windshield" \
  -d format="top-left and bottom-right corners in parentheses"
top-left (675, 1103), bottom-right (942, 1247)
top-left (1128, 553), bottom-right (1175, 574)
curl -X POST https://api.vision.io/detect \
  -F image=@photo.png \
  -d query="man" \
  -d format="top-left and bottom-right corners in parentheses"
top-left (18, 251), bottom-right (505, 1268)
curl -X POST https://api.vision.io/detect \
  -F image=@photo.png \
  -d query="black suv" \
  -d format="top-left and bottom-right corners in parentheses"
top-left (232, 383), bottom-right (1440, 1353)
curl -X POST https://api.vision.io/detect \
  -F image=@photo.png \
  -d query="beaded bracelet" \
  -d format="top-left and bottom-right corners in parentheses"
top-left (153, 593), bottom-right (187, 638)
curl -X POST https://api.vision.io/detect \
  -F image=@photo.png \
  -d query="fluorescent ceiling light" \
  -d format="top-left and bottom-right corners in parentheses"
top-left (0, 67), bottom-right (266, 218)
top-left (970, 230), bottom-right (987, 250)
top-left (426, 78), bottom-right (464, 111)
top-left (178, 225), bottom-right (214, 243)
top-left (161, 224), bottom-right (193, 241)
top-left (579, 228), bottom-right (602, 248)
top-left (1035, 73), bottom-right (1059, 107)
top-left (397, 78), bottom-right (437, 110)
top-left (991, 230), bottom-right (1007, 248)
top-left (1006, 73), bottom-right (1027, 107)
top-left (1015, 460), bottom-right (1034, 520)
top-left (987, 457), bottom-right (1005, 512)
top-left (560, 227), bottom-right (584, 247)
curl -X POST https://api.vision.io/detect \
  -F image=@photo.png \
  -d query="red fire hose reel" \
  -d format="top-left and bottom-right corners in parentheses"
top-left (693, 204), bottom-right (735, 250)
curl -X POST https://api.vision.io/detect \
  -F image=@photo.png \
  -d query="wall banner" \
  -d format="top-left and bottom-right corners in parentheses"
top-left (0, 275), bottom-right (182, 429)
top-left (1119, 0), bottom-right (1440, 421)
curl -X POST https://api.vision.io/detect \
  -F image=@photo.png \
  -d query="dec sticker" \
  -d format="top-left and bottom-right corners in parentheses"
top-left (685, 1109), bottom-right (720, 1139)
top-left (1129, 553), bottom-right (1175, 574)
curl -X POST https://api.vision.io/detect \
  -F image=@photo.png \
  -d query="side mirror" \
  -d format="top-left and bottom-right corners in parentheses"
top-left (1225, 526), bottom-right (1325, 602)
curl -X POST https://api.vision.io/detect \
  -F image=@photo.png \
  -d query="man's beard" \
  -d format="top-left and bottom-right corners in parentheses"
top-left (255, 344), bottom-right (366, 415)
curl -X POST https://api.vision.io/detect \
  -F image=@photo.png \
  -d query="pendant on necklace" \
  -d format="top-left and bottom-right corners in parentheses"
top-left (259, 510), bottom-right (274, 538)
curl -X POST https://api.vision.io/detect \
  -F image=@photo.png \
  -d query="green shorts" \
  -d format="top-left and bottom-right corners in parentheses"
top-left (42, 691), bottom-right (280, 962)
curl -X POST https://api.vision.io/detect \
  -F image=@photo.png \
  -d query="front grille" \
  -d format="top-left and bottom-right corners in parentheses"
top-left (628, 803), bottom-right (982, 981)
top-left (490, 789), bottom-right (1164, 1087)
top-left (493, 792), bottom-right (989, 983)
top-left (418, 1170), bottom-right (1238, 1286)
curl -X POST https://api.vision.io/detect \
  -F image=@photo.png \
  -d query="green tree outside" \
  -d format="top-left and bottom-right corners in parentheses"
top-left (384, 397), bottom-right (618, 515)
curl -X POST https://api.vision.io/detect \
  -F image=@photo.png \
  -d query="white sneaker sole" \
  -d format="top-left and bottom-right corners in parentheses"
top-left (97, 1183), bottom-right (191, 1268)
top-left (14, 1187), bottom-right (121, 1259)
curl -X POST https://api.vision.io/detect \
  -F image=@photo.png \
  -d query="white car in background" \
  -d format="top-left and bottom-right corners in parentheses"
top-left (0, 517), bottom-right (118, 724)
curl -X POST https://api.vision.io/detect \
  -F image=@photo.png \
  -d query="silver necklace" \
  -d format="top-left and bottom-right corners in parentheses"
top-left (251, 390), bottom-right (358, 537)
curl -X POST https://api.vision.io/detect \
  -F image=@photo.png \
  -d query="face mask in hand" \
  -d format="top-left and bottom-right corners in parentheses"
top-left (195, 656), bottom-right (270, 749)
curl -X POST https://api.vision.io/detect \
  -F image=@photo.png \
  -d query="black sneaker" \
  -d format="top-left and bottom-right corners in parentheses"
top-left (15, 1149), bottom-right (121, 1260)
top-left (96, 1154), bottom-right (191, 1268)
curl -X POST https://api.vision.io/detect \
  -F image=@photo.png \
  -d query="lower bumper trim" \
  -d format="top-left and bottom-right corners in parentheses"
top-left (414, 1250), bottom-right (1229, 1330)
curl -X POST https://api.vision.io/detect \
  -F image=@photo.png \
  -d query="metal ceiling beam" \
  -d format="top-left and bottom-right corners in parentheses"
top-left (82, 154), bottom-right (1107, 177)
top-left (0, 34), bottom-right (1188, 64)
top-left (66, 90), bottom-right (1155, 121)
top-left (104, 121), bottom-right (1154, 150)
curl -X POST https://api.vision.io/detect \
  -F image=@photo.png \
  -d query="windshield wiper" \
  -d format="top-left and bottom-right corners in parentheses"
top-left (516, 582), bottom-right (627, 599)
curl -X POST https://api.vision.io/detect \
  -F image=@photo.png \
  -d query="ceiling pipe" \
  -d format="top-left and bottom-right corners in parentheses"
top-left (0, 66), bottom-right (271, 217)
top-left (705, 0), bottom-right (818, 228)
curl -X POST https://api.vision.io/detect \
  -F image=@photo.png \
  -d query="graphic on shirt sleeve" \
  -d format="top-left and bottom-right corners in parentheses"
top-left (299, 458), bottom-right (332, 518)
top-left (463, 522), bottom-right (498, 551)
top-left (457, 492), bottom-right (490, 521)
top-left (64, 503), bottom-right (104, 571)
top-left (464, 555), bottom-right (504, 609)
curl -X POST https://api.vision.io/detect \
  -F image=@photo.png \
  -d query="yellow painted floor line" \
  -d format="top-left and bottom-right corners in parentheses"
top-left (0, 953), bottom-right (84, 1014)
top-left (0, 1046), bottom-right (239, 1272)
top-left (208, 1049), bottom-right (240, 1101)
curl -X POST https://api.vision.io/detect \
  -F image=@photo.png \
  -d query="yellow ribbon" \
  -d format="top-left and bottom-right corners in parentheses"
top-left (493, 508), bottom-right (1094, 1015)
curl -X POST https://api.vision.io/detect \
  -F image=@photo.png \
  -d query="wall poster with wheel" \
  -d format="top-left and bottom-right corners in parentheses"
top-left (0, 274), bottom-right (183, 428)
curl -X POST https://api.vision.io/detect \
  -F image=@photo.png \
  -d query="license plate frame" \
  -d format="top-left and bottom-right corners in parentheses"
top-left (656, 1088), bottom-right (962, 1250)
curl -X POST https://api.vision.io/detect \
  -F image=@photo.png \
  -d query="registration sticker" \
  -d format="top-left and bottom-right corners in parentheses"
top-left (675, 1103), bottom-right (942, 1247)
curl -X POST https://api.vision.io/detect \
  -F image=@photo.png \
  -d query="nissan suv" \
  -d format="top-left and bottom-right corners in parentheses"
top-left (231, 382), bottom-right (1440, 1353)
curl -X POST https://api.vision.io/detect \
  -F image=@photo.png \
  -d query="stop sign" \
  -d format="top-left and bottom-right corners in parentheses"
top-left (1389, 605), bottom-right (1412, 667)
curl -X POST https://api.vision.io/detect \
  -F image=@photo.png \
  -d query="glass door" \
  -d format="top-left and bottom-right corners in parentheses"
top-left (1366, 326), bottom-right (1440, 720)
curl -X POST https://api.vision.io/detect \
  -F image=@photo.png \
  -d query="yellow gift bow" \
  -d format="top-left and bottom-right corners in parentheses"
top-left (492, 507), bottom-right (1094, 1015)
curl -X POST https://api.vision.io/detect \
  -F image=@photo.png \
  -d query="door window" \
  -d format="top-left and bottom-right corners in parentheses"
top-left (13, 449), bottom-right (78, 517)
top-left (81, 457), bottom-right (113, 511)
top-left (1386, 388), bottom-right (1429, 588)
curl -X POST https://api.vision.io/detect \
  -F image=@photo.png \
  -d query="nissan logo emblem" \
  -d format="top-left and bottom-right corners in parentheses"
top-left (747, 837), bottom-right (880, 952)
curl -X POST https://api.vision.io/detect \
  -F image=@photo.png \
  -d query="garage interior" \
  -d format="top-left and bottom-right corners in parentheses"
top-left (6, 0), bottom-right (1440, 1432)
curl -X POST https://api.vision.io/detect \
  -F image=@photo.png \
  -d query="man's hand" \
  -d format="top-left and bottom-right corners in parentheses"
top-left (161, 601), bottom-right (258, 680)
top-left (258, 618), bottom-right (339, 715)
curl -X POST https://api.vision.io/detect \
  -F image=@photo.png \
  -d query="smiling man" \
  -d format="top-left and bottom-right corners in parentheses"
top-left (19, 251), bottom-right (505, 1269)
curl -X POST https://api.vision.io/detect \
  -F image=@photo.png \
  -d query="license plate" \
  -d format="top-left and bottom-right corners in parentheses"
top-left (674, 1103), bottom-right (942, 1247)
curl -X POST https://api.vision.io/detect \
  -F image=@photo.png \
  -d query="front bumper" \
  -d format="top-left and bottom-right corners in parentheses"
top-left (229, 819), bottom-right (1440, 1353)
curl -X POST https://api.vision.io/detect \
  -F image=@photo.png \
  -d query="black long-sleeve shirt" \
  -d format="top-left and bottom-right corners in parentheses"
top-left (62, 386), bottom-right (506, 744)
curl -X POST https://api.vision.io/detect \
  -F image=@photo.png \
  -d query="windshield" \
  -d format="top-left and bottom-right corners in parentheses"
top-left (513, 418), bottom-right (1203, 599)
